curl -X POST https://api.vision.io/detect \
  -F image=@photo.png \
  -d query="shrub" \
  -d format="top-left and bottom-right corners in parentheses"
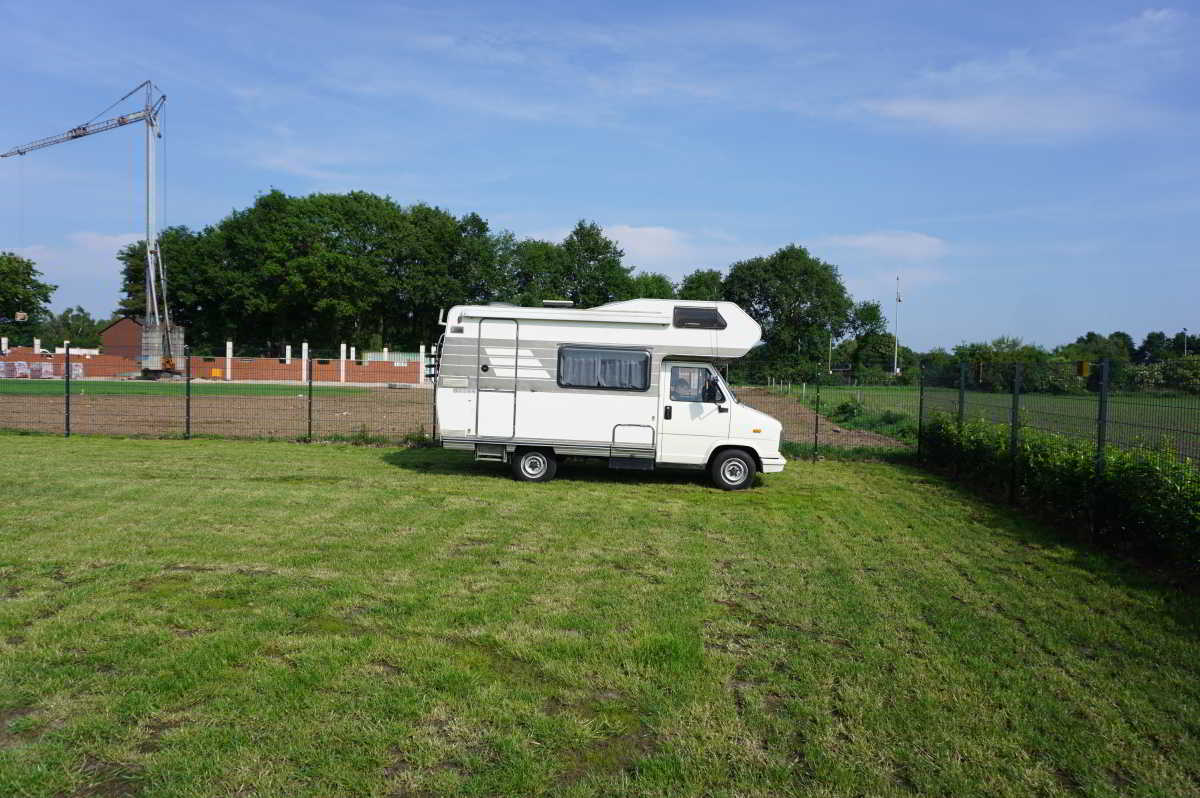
top-left (922, 412), bottom-right (1200, 578)
top-left (832, 398), bottom-right (866, 422)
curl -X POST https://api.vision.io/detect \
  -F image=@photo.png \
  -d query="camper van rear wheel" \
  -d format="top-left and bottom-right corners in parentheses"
top-left (512, 448), bottom-right (557, 482)
top-left (710, 449), bottom-right (755, 490)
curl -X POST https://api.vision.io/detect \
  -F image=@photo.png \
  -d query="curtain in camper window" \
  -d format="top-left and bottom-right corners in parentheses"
top-left (559, 347), bottom-right (649, 391)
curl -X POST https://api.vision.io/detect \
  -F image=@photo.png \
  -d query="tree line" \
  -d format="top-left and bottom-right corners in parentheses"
top-left (105, 189), bottom-right (885, 370)
top-left (2, 188), bottom-right (1196, 386)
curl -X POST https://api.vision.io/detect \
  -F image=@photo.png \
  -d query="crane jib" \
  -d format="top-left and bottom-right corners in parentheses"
top-left (1, 82), bottom-right (180, 373)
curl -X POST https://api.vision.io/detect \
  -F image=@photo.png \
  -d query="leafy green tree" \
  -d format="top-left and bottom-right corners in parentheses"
top-left (510, 239), bottom-right (571, 306)
top-left (628, 272), bottom-right (676, 299)
top-left (723, 245), bottom-right (853, 368)
top-left (1109, 331), bottom-right (1135, 361)
top-left (1170, 331), bottom-right (1200, 358)
top-left (559, 221), bottom-right (633, 307)
top-left (40, 306), bottom-right (109, 348)
top-left (1054, 332), bottom-right (1134, 363)
top-left (0, 252), bottom-right (56, 347)
top-left (677, 269), bottom-right (724, 301)
top-left (1163, 356), bottom-right (1200, 394)
top-left (1136, 331), bottom-right (1170, 364)
top-left (843, 301), bottom-right (888, 373)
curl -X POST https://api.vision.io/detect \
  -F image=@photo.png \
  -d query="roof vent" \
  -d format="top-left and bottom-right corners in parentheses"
top-left (542, 299), bottom-right (575, 308)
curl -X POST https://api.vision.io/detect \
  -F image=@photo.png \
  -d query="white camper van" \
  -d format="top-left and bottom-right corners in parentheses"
top-left (433, 299), bottom-right (786, 489)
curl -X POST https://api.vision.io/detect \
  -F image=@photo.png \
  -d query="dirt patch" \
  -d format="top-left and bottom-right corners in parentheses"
top-left (136, 717), bottom-right (185, 753)
top-left (1, 705), bottom-right (39, 748)
top-left (557, 725), bottom-right (658, 786)
top-left (66, 757), bottom-right (143, 797)
top-left (543, 689), bottom-right (660, 785)
top-left (737, 387), bottom-right (907, 449)
top-left (0, 388), bottom-right (432, 441)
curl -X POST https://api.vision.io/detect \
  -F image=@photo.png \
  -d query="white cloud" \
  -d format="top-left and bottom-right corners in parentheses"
top-left (605, 225), bottom-right (691, 262)
top-left (18, 231), bottom-right (139, 317)
top-left (861, 8), bottom-right (1193, 137)
top-left (820, 230), bottom-right (948, 261)
top-left (518, 223), bottom-right (767, 276)
top-left (1112, 8), bottom-right (1185, 45)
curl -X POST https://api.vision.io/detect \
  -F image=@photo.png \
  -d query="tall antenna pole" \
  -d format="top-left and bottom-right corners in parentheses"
top-left (893, 275), bottom-right (901, 375)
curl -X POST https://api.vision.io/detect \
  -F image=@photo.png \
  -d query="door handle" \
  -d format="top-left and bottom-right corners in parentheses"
top-left (718, 405), bottom-right (729, 413)
top-left (664, 406), bottom-right (672, 420)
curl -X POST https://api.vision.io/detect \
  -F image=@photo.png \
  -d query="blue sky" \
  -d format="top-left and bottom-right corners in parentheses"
top-left (1, 0), bottom-right (1197, 351)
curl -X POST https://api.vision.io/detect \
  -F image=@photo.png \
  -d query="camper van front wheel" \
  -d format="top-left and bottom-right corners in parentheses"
top-left (512, 448), bottom-right (558, 482)
top-left (710, 449), bottom-right (755, 491)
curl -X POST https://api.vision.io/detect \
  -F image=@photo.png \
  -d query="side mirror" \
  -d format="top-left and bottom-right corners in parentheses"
top-left (704, 377), bottom-right (724, 403)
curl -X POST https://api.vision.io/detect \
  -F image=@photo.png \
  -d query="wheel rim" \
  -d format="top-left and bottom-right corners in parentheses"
top-left (721, 458), bottom-right (748, 484)
top-left (521, 452), bottom-right (548, 479)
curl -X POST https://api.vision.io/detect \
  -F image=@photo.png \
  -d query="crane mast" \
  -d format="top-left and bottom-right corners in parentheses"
top-left (2, 81), bottom-right (180, 373)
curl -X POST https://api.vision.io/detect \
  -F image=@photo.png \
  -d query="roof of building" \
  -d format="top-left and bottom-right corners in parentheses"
top-left (98, 316), bottom-right (142, 335)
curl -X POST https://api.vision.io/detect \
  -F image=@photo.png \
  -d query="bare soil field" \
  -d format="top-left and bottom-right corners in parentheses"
top-left (736, 387), bottom-right (907, 449)
top-left (0, 389), bottom-right (435, 440)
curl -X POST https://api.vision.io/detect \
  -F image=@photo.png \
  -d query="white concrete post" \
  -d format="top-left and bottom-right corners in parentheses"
top-left (285, 344), bottom-right (292, 365)
top-left (301, 341), bottom-right (308, 381)
top-left (225, 340), bottom-right (232, 381)
top-left (419, 344), bottom-right (426, 385)
top-left (1, 336), bottom-right (7, 353)
top-left (339, 343), bottom-right (346, 383)
top-left (383, 346), bottom-right (390, 366)
top-left (33, 337), bottom-right (41, 354)
top-left (350, 345), bottom-right (356, 361)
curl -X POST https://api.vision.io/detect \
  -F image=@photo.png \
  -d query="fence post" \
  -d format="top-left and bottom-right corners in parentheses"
top-left (419, 344), bottom-right (426, 385)
top-left (1009, 363), bottom-right (1023, 505)
top-left (339, 343), bottom-right (346, 383)
top-left (301, 340), bottom-right (309, 381)
top-left (225, 340), bottom-right (232, 381)
top-left (917, 363), bottom-right (925, 459)
top-left (957, 361), bottom-right (967, 432)
top-left (812, 382), bottom-right (821, 462)
top-left (307, 355), bottom-right (314, 442)
top-left (185, 345), bottom-right (192, 440)
top-left (1092, 359), bottom-right (1109, 538)
top-left (64, 342), bottom-right (71, 438)
top-left (1095, 359), bottom-right (1109, 476)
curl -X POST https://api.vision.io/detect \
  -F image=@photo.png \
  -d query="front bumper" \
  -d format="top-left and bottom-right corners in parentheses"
top-left (760, 455), bottom-right (786, 473)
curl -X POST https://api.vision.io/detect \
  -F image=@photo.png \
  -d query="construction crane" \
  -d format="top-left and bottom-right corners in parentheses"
top-left (2, 81), bottom-right (180, 372)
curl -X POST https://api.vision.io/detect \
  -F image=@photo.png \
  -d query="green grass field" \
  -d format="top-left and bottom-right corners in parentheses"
top-left (0, 379), bottom-right (370, 397)
top-left (2, 435), bottom-right (1199, 797)
top-left (779, 384), bottom-right (1200, 458)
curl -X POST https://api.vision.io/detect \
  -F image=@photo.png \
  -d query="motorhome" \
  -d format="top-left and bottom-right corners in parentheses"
top-left (433, 299), bottom-right (786, 489)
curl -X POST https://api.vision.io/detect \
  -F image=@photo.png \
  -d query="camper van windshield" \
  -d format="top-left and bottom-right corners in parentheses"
top-left (558, 347), bottom-right (649, 391)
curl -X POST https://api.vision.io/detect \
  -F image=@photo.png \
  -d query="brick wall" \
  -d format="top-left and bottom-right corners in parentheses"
top-left (0, 347), bottom-right (421, 384)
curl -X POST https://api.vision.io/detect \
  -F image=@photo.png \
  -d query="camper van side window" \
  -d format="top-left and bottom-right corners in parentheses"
top-left (672, 307), bottom-right (727, 330)
top-left (558, 347), bottom-right (649, 391)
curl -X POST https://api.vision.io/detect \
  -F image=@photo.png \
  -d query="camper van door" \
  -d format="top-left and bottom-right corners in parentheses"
top-left (657, 363), bottom-right (731, 464)
top-left (477, 319), bottom-right (517, 437)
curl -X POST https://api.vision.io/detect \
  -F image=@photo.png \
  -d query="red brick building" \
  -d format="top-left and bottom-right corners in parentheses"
top-left (99, 317), bottom-right (142, 359)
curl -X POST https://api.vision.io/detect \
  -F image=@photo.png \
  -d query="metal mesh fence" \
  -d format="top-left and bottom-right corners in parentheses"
top-left (0, 347), bottom-right (435, 443)
top-left (920, 359), bottom-right (1200, 468)
top-left (2, 351), bottom-right (1195, 477)
top-left (917, 357), bottom-right (1200, 553)
top-left (733, 374), bottom-right (919, 457)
